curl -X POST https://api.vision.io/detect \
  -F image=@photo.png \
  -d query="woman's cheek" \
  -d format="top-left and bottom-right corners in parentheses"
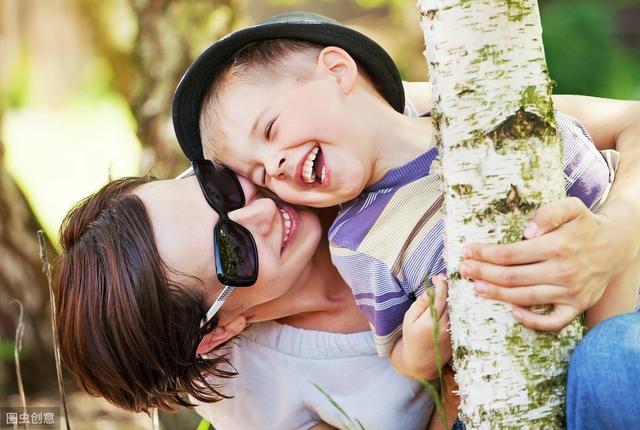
top-left (237, 175), bottom-right (258, 200)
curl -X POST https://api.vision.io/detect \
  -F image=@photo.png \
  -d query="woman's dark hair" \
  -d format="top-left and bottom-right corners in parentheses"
top-left (53, 176), bottom-right (236, 413)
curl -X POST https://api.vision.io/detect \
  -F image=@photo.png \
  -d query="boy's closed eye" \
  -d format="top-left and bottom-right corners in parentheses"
top-left (265, 117), bottom-right (277, 141)
top-left (260, 167), bottom-right (267, 186)
top-left (248, 166), bottom-right (266, 187)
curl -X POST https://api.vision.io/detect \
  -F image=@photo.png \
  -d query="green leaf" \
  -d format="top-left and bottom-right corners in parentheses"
top-left (196, 418), bottom-right (211, 430)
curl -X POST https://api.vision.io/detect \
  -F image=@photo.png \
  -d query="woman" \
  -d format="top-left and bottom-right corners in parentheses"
top-left (55, 171), bottom-right (440, 429)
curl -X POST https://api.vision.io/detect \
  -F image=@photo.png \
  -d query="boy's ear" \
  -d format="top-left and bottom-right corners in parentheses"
top-left (317, 46), bottom-right (358, 94)
top-left (196, 315), bottom-right (247, 355)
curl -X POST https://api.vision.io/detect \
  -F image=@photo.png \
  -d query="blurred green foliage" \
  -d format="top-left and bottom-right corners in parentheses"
top-left (541, 0), bottom-right (640, 99)
top-left (5, 51), bottom-right (33, 109)
top-left (0, 340), bottom-right (15, 363)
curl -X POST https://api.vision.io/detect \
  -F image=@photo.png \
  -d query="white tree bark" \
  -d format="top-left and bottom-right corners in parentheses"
top-left (418, 1), bottom-right (583, 428)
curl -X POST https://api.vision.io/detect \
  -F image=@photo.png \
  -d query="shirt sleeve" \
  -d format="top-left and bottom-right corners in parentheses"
top-left (557, 111), bottom-right (612, 209)
top-left (329, 244), bottom-right (412, 357)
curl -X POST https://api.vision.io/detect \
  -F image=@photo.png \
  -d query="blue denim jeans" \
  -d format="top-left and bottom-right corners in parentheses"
top-left (566, 312), bottom-right (640, 429)
top-left (451, 418), bottom-right (465, 430)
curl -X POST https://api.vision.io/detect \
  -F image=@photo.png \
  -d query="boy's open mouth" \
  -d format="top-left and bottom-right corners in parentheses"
top-left (301, 145), bottom-right (326, 184)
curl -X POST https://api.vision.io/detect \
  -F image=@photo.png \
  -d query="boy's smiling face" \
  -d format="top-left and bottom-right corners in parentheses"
top-left (206, 47), bottom-right (382, 208)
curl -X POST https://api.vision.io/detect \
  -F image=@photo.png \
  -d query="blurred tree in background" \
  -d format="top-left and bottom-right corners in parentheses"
top-left (0, 0), bottom-right (59, 403)
top-left (0, 101), bottom-right (59, 404)
top-left (74, 0), bottom-right (243, 178)
top-left (0, 0), bottom-right (638, 428)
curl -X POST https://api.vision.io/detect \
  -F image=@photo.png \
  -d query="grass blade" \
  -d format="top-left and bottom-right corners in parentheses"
top-left (38, 230), bottom-right (71, 430)
top-left (9, 299), bottom-right (27, 429)
top-left (311, 382), bottom-right (365, 430)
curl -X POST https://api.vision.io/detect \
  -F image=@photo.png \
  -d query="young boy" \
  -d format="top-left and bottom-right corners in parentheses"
top-left (172, 12), bottom-right (617, 380)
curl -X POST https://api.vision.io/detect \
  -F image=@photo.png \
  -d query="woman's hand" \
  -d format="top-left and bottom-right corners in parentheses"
top-left (461, 197), bottom-right (631, 332)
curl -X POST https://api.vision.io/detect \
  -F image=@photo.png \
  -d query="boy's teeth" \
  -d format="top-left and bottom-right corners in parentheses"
top-left (321, 165), bottom-right (326, 183)
top-left (302, 165), bottom-right (315, 183)
top-left (302, 146), bottom-right (320, 184)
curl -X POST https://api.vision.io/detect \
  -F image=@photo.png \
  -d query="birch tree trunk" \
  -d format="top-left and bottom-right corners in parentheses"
top-left (418, 1), bottom-right (583, 428)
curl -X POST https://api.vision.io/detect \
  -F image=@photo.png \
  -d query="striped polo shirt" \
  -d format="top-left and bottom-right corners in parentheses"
top-left (328, 112), bottom-right (613, 356)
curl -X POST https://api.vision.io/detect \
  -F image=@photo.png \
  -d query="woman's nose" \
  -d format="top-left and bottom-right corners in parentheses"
top-left (228, 197), bottom-right (278, 237)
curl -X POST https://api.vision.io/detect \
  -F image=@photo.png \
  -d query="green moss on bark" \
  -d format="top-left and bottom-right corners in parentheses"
top-left (470, 185), bottom-right (539, 225)
top-left (471, 44), bottom-right (504, 65)
top-left (490, 108), bottom-right (553, 152)
top-left (502, 321), bottom-right (584, 427)
top-left (520, 85), bottom-right (554, 124)
top-left (452, 183), bottom-right (473, 196)
top-left (504, 0), bottom-right (533, 21)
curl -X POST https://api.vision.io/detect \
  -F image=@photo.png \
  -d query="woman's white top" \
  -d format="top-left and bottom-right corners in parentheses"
top-left (193, 321), bottom-right (433, 430)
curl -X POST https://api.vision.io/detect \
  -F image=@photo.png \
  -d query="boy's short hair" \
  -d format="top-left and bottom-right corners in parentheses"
top-left (54, 177), bottom-right (236, 412)
top-left (173, 12), bottom-right (405, 163)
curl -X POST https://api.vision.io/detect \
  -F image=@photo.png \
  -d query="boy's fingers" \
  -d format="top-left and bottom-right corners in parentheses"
top-left (432, 274), bottom-right (448, 290)
top-left (439, 326), bottom-right (453, 361)
top-left (433, 276), bottom-right (449, 320)
top-left (438, 310), bottom-right (450, 333)
top-left (436, 312), bottom-right (453, 362)
top-left (512, 304), bottom-right (579, 332)
top-left (405, 275), bottom-right (449, 325)
top-left (404, 289), bottom-right (432, 324)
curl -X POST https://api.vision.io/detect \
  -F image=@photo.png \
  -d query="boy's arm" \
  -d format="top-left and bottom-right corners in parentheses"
top-left (403, 81), bottom-right (433, 114)
top-left (463, 97), bottom-right (640, 331)
top-left (389, 276), bottom-right (452, 380)
top-left (552, 95), bottom-right (640, 150)
top-left (402, 82), bottom-right (638, 150)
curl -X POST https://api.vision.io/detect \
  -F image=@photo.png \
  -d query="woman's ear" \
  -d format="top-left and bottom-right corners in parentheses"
top-left (317, 46), bottom-right (358, 94)
top-left (196, 315), bottom-right (247, 355)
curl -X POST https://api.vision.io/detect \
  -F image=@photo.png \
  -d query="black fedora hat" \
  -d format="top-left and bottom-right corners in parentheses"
top-left (172, 11), bottom-right (405, 161)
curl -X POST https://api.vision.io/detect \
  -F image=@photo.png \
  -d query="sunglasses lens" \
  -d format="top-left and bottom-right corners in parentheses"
top-left (196, 162), bottom-right (244, 211)
top-left (214, 221), bottom-right (258, 286)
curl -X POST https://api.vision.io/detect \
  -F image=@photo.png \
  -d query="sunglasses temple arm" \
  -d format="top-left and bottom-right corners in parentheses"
top-left (201, 285), bottom-right (235, 327)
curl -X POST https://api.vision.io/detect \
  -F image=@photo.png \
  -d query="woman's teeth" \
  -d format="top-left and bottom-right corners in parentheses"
top-left (279, 208), bottom-right (292, 245)
top-left (302, 147), bottom-right (320, 184)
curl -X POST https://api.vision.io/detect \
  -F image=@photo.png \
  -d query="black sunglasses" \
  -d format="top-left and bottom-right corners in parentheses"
top-left (192, 160), bottom-right (259, 324)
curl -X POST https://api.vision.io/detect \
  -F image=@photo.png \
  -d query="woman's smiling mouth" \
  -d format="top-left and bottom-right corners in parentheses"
top-left (276, 203), bottom-right (299, 253)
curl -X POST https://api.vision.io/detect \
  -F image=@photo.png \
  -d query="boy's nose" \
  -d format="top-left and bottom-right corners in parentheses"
top-left (228, 197), bottom-right (278, 237)
top-left (265, 153), bottom-right (288, 179)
